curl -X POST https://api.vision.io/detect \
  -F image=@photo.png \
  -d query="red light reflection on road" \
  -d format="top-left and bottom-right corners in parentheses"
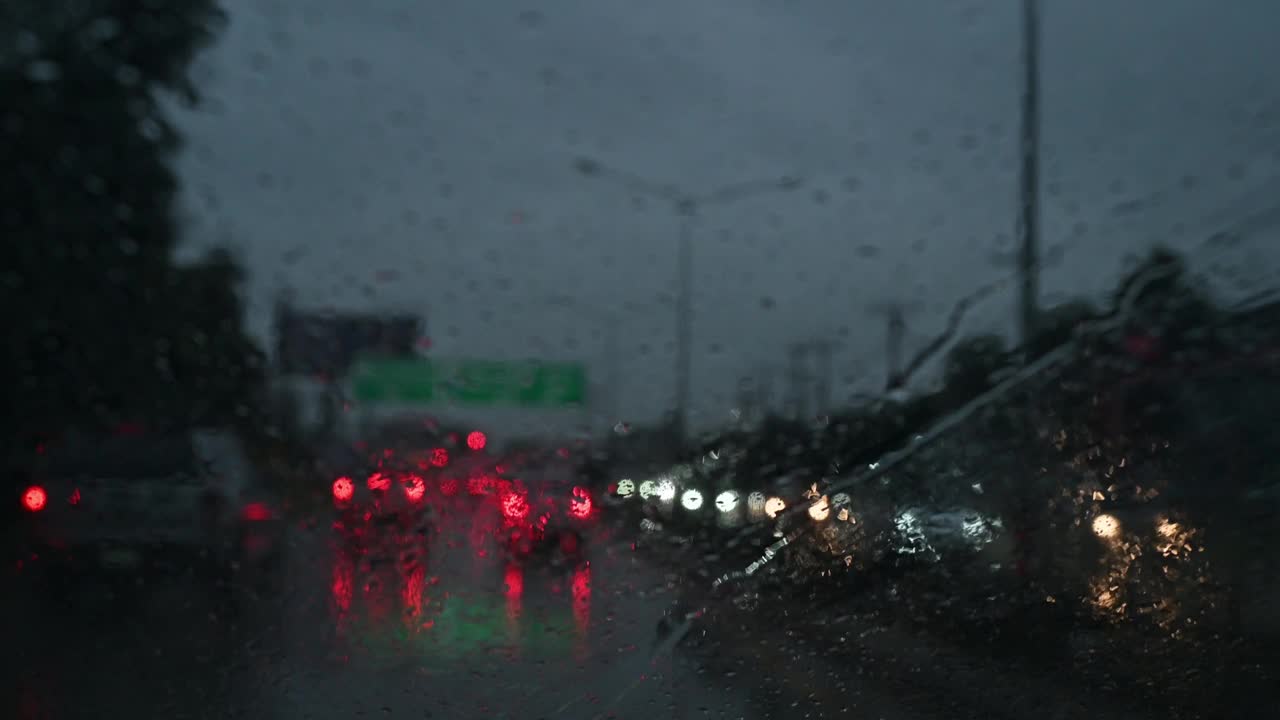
top-left (504, 563), bottom-right (524, 623)
top-left (367, 473), bottom-right (392, 491)
top-left (403, 561), bottom-right (426, 627)
top-left (571, 564), bottom-right (591, 635)
top-left (332, 552), bottom-right (354, 618)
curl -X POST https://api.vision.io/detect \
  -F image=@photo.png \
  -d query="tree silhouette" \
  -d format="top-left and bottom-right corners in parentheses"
top-left (2, 1), bottom-right (256, 440)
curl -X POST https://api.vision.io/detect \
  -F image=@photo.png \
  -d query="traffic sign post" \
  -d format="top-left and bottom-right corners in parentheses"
top-left (350, 357), bottom-right (587, 408)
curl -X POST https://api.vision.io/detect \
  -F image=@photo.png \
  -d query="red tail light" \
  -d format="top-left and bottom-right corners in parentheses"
top-left (404, 475), bottom-right (426, 502)
top-left (23, 485), bottom-right (47, 512)
top-left (501, 490), bottom-right (529, 521)
top-left (568, 486), bottom-right (592, 519)
top-left (242, 502), bottom-right (272, 521)
top-left (333, 476), bottom-right (355, 502)
top-left (467, 431), bottom-right (487, 451)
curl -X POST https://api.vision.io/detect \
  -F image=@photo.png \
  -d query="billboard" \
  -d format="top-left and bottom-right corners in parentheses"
top-left (274, 303), bottom-right (423, 377)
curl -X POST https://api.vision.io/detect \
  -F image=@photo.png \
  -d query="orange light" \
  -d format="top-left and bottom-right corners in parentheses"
top-left (23, 485), bottom-right (47, 512)
top-left (333, 477), bottom-right (355, 502)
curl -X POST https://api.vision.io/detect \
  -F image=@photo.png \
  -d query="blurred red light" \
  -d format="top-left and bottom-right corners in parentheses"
top-left (501, 490), bottom-right (529, 521)
top-left (23, 486), bottom-right (47, 512)
top-left (69, 488), bottom-right (81, 505)
top-left (569, 486), bottom-right (593, 519)
top-left (466, 431), bottom-right (487, 451)
top-left (440, 477), bottom-right (459, 496)
top-left (242, 502), bottom-right (272, 521)
top-left (430, 448), bottom-right (449, 467)
top-left (333, 477), bottom-right (355, 502)
top-left (504, 564), bottom-right (524, 599)
top-left (405, 475), bottom-right (426, 502)
top-left (367, 473), bottom-right (391, 491)
top-left (571, 564), bottom-right (591, 622)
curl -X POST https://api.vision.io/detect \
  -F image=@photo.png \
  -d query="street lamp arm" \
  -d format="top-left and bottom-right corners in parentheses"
top-left (694, 175), bottom-right (805, 207)
top-left (572, 156), bottom-right (684, 202)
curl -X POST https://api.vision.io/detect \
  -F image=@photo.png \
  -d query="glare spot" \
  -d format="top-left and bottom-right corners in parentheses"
top-left (764, 496), bottom-right (786, 519)
top-left (681, 489), bottom-right (704, 511)
top-left (655, 479), bottom-right (676, 501)
top-left (715, 490), bottom-right (739, 513)
top-left (808, 495), bottom-right (831, 521)
top-left (1092, 514), bottom-right (1121, 539)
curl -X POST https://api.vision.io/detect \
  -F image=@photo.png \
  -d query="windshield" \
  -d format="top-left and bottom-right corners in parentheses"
top-left (8, 2), bottom-right (1280, 718)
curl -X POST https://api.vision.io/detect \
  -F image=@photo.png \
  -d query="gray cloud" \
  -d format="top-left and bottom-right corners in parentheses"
top-left (175, 0), bottom-right (1280, 433)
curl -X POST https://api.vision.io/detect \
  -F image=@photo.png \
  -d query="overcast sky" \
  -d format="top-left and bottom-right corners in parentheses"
top-left (174, 0), bottom-right (1280, 434)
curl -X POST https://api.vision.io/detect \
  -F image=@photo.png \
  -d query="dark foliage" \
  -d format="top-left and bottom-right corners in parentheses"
top-left (2, 1), bottom-right (259, 447)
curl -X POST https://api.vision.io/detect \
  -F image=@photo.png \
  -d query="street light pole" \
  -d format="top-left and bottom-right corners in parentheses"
top-left (674, 209), bottom-right (695, 442)
top-left (573, 157), bottom-right (804, 445)
top-left (1016, 0), bottom-right (1042, 348)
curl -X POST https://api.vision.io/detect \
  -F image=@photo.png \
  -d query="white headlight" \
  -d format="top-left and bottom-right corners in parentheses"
top-left (714, 490), bottom-right (739, 513)
top-left (656, 479), bottom-right (676, 501)
top-left (638, 480), bottom-right (657, 499)
top-left (616, 479), bottom-right (635, 497)
top-left (808, 495), bottom-right (831, 521)
top-left (681, 489), bottom-right (703, 510)
top-left (1092, 513), bottom-right (1120, 539)
top-left (764, 496), bottom-right (786, 519)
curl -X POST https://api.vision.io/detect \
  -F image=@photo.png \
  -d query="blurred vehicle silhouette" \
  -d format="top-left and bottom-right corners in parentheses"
top-left (17, 427), bottom-right (285, 604)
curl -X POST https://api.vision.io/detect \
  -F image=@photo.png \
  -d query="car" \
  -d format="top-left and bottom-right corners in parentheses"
top-left (494, 461), bottom-right (597, 569)
top-left (16, 427), bottom-right (286, 606)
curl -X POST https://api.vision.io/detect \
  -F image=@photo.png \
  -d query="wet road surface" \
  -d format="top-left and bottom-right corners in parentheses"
top-left (10, 509), bottom-right (750, 720)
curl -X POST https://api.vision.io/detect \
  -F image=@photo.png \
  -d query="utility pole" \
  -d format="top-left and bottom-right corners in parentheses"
top-left (786, 343), bottom-right (809, 421)
top-left (1016, 0), bottom-right (1043, 348)
top-left (869, 300), bottom-right (917, 391)
top-left (813, 339), bottom-right (833, 416)
top-left (757, 366), bottom-right (775, 418)
top-left (573, 157), bottom-right (803, 444)
top-left (735, 376), bottom-right (757, 427)
top-left (886, 305), bottom-right (906, 390)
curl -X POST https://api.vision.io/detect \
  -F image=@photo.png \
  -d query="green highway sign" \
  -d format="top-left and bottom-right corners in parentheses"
top-left (350, 357), bottom-right (587, 408)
